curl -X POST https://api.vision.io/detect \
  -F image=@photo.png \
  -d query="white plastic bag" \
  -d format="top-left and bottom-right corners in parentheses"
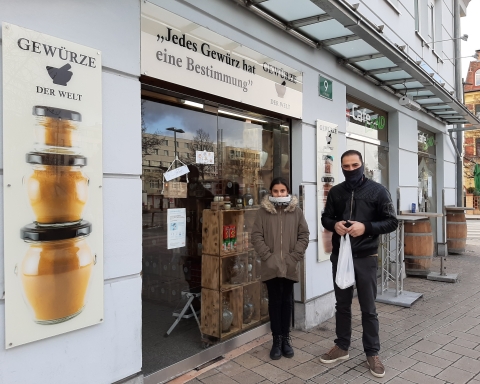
top-left (335, 234), bottom-right (355, 289)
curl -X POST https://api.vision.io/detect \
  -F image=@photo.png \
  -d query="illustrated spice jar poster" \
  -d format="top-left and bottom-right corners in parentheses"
top-left (2, 23), bottom-right (104, 348)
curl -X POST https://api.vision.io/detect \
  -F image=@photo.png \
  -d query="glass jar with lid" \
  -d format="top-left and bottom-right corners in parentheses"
top-left (19, 221), bottom-right (94, 324)
top-left (25, 152), bottom-right (88, 226)
top-left (33, 105), bottom-right (81, 154)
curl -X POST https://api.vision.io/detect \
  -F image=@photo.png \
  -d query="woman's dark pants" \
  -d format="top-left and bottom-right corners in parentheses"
top-left (265, 277), bottom-right (294, 336)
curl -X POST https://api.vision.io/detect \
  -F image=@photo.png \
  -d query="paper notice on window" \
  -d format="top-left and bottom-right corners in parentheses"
top-left (164, 165), bottom-right (189, 181)
top-left (196, 150), bottom-right (214, 164)
top-left (428, 176), bottom-right (433, 198)
top-left (167, 208), bottom-right (186, 249)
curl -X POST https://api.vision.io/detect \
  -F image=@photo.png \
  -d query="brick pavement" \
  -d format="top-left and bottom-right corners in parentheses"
top-left (180, 242), bottom-right (480, 384)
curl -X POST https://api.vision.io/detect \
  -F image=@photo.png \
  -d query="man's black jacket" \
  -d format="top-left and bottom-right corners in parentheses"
top-left (321, 178), bottom-right (398, 258)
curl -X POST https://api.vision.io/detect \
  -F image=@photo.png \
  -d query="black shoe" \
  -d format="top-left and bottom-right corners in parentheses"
top-left (270, 335), bottom-right (282, 360)
top-left (281, 334), bottom-right (294, 358)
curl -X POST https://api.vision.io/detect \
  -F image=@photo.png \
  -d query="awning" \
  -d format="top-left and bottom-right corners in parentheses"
top-left (233, 0), bottom-right (480, 127)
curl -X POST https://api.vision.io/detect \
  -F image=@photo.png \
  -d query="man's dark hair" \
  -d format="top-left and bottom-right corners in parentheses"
top-left (341, 150), bottom-right (363, 165)
top-left (270, 177), bottom-right (290, 193)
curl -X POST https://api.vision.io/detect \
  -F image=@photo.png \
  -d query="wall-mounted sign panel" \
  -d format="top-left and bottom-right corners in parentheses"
top-left (319, 75), bottom-right (333, 100)
top-left (2, 23), bottom-right (103, 348)
top-left (316, 120), bottom-right (340, 262)
top-left (141, 2), bottom-right (303, 118)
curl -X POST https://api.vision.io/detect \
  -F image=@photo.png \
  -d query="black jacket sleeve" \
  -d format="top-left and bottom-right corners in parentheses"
top-left (364, 188), bottom-right (398, 235)
top-left (321, 191), bottom-right (337, 233)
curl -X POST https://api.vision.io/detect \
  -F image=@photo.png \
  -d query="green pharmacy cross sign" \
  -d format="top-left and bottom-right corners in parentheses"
top-left (319, 75), bottom-right (333, 100)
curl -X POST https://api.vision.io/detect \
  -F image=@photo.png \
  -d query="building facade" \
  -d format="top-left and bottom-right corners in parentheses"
top-left (463, 53), bottom-right (480, 191)
top-left (0, 1), bottom-right (478, 384)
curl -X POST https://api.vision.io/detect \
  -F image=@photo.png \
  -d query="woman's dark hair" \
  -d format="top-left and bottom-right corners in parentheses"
top-left (269, 177), bottom-right (290, 193)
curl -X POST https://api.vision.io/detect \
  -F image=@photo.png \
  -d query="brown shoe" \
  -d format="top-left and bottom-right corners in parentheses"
top-left (367, 355), bottom-right (385, 378)
top-left (319, 345), bottom-right (349, 364)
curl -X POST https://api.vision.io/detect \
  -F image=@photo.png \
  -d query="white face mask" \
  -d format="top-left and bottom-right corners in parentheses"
top-left (268, 195), bottom-right (292, 206)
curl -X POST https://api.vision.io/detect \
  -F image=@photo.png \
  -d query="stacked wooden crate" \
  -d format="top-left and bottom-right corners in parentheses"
top-left (200, 208), bottom-right (268, 341)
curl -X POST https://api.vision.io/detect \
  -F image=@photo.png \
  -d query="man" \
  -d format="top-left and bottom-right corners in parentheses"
top-left (320, 150), bottom-right (398, 378)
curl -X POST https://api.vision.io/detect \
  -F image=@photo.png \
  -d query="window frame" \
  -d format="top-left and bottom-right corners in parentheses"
top-left (475, 70), bottom-right (480, 86)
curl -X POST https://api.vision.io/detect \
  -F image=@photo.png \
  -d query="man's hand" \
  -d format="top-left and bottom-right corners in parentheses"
top-left (346, 221), bottom-right (365, 237)
top-left (334, 221), bottom-right (349, 236)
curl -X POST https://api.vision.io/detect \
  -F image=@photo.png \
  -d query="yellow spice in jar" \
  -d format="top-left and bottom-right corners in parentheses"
top-left (21, 238), bottom-right (93, 322)
top-left (40, 117), bottom-right (77, 147)
top-left (28, 165), bottom-right (88, 224)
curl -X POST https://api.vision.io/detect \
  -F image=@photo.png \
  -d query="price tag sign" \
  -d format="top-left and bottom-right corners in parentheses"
top-left (319, 75), bottom-right (333, 100)
top-left (164, 165), bottom-right (189, 181)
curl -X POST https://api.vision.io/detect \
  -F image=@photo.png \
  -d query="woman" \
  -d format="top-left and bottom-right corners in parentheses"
top-left (251, 177), bottom-right (310, 360)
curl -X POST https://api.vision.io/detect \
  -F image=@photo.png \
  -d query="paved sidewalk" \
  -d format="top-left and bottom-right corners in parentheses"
top-left (176, 243), bottom-right (480, 384)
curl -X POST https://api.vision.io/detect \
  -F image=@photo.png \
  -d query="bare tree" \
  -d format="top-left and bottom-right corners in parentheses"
top-left (141, 100), bottom-right (166, 158)
top-left (181, 129), bottom-right (215, 180)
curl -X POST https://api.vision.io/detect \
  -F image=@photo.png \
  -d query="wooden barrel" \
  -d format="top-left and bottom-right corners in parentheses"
top-left (446, 210), bottom-right (467, 254)
top-left (404, 219), bottom-right (434, 276)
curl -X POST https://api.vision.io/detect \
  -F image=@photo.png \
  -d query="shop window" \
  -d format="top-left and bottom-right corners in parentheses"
top-left (346, 95), bottom-right (388, 142)
top-left (418, 128), bottom-right (436, 156)
top-left (414, 0), bottom-right (420, 32)
top-left (141, 98), bottom-right (290, 373)
top-left (475, 138), bottom-right (480, 156)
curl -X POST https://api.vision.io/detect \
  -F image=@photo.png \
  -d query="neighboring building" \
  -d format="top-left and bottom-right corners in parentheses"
top-left (0, 1), bottom-right (478, 384)
top-left (463, 51), bottom-right (480, 190)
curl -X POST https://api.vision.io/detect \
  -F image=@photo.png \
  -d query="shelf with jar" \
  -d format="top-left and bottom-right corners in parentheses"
top-left (201, 250), bottom-right (261, 291)
top-left (202, 209), bottom-right (245, 257)
top-left (200, 281), bottom-right (264, 340)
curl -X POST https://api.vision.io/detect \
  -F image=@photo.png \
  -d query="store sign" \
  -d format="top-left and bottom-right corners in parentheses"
top-left (316, 120), bottom-right (339, 262)
top-left (418, 132), bottom-right (435, 148)
top-left (319, 75), bottom-right (333, 100)
top-left (346, 101), bottom-right (387, 131)
top-left (141, 2), bottom-right (303, 118)
top-left (2, 23), bottom-right (103, 348)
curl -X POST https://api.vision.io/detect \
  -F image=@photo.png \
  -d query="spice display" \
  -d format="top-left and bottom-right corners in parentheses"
top-left (223, 225), bottom-right (230, 252)
top-left (229, 225), bottom-right (237, 252)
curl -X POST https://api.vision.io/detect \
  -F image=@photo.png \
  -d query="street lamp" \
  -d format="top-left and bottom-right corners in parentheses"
top-left (166, 127), bottom-right (185, 160)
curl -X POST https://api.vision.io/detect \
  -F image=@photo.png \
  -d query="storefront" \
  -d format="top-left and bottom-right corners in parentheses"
top-left (139, 2), bottom-right (300, 378)
top-left (2, 1), bottom-right (478, 384)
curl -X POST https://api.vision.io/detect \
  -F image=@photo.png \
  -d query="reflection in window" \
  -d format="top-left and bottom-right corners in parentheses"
top-left (140, 99), bottom-right (290, 372)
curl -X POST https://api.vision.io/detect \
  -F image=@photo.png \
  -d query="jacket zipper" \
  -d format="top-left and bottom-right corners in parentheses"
top-left (280, 208), bottom-right (284, 275)
top-left (349, 191), bottom-right (354, 220)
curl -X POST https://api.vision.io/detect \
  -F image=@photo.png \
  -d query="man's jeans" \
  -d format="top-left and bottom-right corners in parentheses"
top-left (330, 253), bottom-right (380, 356)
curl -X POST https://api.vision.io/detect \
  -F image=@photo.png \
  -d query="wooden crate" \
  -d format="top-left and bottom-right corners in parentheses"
top-left (202, 209), bottom-right (245, 256)
top-left (202, 253), bottom-right (248, 291)
top-left (201, 287), bottom-right (243, 339)
top-left (242, 281), bottom-right (261, 329)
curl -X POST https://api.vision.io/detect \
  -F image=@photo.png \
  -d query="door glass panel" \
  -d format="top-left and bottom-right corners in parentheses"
top-left (141, 99), bottom-right (289, 374)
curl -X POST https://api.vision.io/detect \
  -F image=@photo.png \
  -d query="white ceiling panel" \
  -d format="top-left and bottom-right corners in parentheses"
top-left (328, 40), bottom-right (377, 58)
top-left (259, 0), bottom-right (324, 21)
top-left (299, 19), bottom-right (353, 41)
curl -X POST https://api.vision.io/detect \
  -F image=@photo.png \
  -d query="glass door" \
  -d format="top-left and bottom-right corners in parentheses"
top-left (141, 97), bottom-right (289, 375)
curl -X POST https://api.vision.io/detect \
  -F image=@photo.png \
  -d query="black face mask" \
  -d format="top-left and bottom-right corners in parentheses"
top-left (342, 164), bottom-right (365, 190)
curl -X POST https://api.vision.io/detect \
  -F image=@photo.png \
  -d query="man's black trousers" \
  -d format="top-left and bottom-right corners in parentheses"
top-left (330, 253), bottom-right (380, 356)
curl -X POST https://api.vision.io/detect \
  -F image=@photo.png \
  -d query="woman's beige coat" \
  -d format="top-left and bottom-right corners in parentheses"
top-left (251, 195), bottom-right (310, 282)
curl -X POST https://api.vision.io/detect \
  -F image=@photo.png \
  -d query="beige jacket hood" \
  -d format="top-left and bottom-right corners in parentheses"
top-left (251, 195), bottom-right (310, 282)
